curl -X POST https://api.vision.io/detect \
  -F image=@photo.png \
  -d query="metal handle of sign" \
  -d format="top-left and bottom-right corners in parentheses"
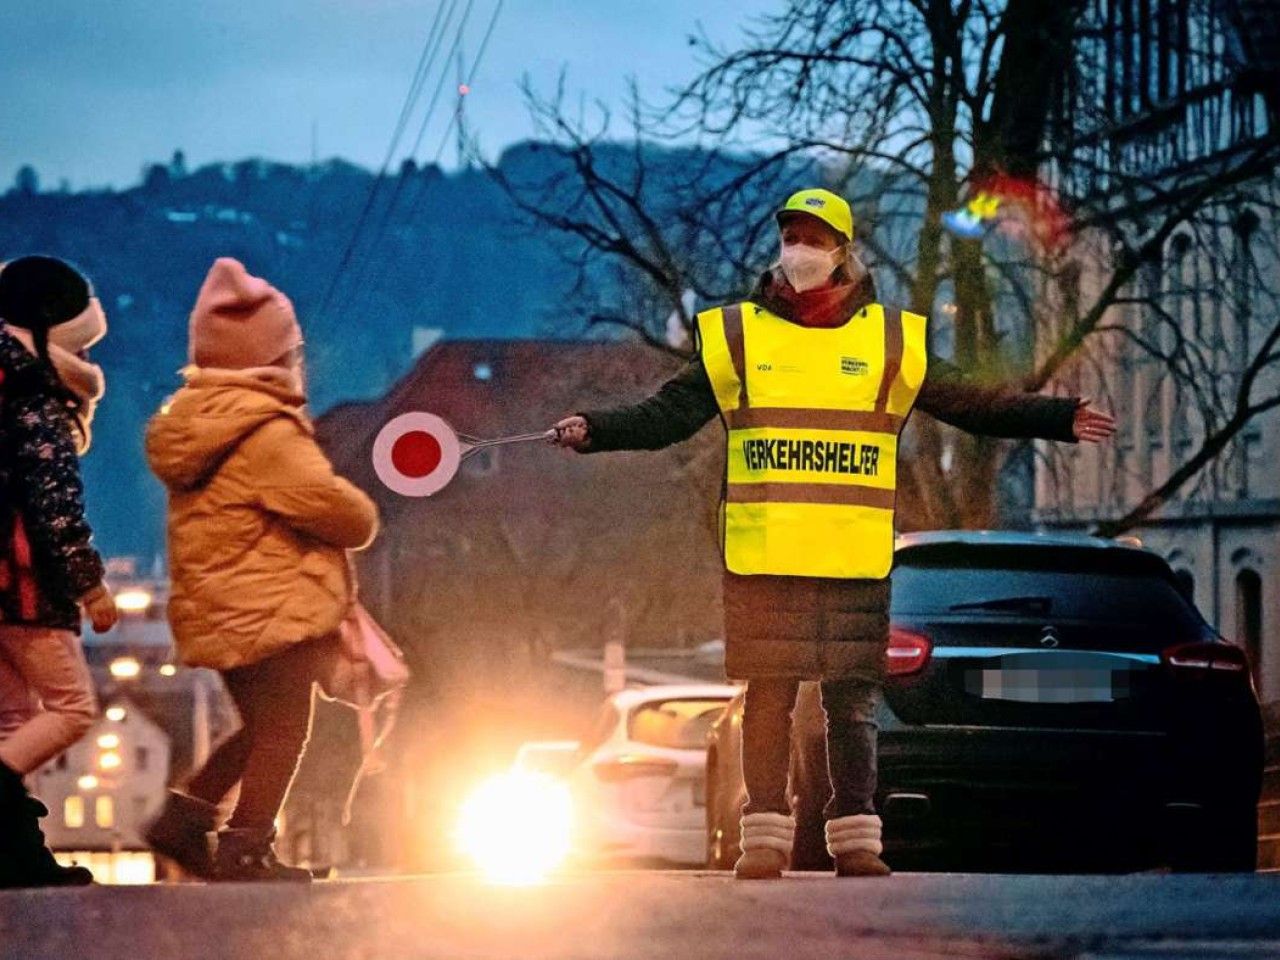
top-left (458, 430), bottom-right (559, 459)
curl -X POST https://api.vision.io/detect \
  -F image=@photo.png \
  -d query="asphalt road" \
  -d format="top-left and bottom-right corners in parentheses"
top-left (3, 871), bottom-right (1280, 960)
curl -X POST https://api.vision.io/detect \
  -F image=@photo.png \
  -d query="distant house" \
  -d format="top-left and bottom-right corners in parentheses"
top-left (31, 696), bottom-right (170, 884)
top-left (29, 580), bottom-right (238, 882)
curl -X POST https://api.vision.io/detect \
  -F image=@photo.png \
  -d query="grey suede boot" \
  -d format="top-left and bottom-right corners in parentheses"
top-left (214, 826), bottom-right (312, 882)
top-left (826, 814), bottom-right (892, 877)
top-left (145, 790), bottom-right (219, 879)
top-left (733, 812), bottom-right (794, 880)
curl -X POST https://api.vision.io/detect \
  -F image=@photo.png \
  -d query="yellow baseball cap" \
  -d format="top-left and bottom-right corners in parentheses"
top-left (776, 188), bottom-right (854, 241)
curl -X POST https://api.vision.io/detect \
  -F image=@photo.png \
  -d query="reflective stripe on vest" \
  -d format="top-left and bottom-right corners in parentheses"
top-left (697, 301), bottom-right (927, 579)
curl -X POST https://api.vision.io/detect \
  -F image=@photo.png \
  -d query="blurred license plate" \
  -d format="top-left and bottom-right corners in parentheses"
top-left (969, 667), bottom-right (1125, 703)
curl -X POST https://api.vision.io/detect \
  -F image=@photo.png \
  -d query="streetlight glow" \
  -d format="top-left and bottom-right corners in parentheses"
top-left (114, 589), bottom-right (153, 612)
top-left (97, 733), bottom-right (120, 750)
top-left (105, 706), bottom-right (127, 722)
top-left (109, 657), bottom-right (141, 679)
top-left (98, 751), bottom-right (122, 771)
top-left (159, 664), bottom-right (177, 677)
top-left (77, 775), bottom-right (99, 791)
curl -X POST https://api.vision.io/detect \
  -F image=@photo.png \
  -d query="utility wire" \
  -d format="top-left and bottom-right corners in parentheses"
top-left (431, 0), bottom-right (504, 168)
top-left (332, 0), bottom-right (490, 322)
top-left (372, 2), bottom-right (505, 270)
top-left (315, 0), bottom-right (455, 323)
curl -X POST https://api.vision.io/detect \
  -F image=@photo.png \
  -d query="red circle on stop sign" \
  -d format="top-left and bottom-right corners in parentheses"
top-left (391, 431), bottom-right (442, 478)
top-left (372, 412), bottom-right (462, 497)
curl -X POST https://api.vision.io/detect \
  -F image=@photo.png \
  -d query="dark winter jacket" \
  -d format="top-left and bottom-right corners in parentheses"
top-left (0, 330), bottom-right (104, 631)
top-left (579, 284), bottom-right (1079, 683)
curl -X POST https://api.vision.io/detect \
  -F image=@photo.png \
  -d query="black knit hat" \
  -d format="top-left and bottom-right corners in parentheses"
top-left (0, 256), bottom-right (92, 360)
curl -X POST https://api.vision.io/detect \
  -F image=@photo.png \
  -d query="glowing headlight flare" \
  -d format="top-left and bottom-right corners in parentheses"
top-left (455, 771), bottom-right (573, 885)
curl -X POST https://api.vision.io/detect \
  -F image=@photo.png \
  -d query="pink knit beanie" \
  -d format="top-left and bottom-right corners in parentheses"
top-left (189, 258), bottom-right (302, 369)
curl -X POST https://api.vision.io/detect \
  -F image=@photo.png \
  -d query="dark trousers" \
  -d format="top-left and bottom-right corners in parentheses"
top-left (741, 677), bottom-right (879, 820)
top-left (185, 639), bottom-right (323, 829)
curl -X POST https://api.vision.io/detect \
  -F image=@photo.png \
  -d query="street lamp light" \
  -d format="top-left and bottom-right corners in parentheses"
top-left (96, 733), bottom-right (120, 750)
top-left (77, 775), bottom-right (99, 791)
top-left (98, 751), bottom-right (122, 771)
top-left (109, 657), bottom-right (141, 680)
top-left (105, 705), bottom-right (127, 722)
top-left (114, 589), bottom-right (153, 613)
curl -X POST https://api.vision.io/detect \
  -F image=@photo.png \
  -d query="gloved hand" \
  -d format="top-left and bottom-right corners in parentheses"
top-left (551, 416), bottom-right (591, 451)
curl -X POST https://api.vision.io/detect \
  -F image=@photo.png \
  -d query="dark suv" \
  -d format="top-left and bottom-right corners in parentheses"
top-left (705, 531), bottom-right (1264, 872)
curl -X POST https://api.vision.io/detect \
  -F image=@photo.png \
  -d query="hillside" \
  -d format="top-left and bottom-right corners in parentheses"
top-left (0, 143), bottom-right (771, 560)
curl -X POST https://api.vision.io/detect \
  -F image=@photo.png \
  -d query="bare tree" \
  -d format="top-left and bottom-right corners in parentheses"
top-left (486, 0), bottom-right (1280, 532)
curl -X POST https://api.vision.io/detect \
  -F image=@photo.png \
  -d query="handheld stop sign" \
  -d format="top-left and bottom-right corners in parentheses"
top-left (372, 412), bottom-right (557, 497)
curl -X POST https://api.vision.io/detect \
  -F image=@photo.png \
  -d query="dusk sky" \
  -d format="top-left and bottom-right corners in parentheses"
top-left (1, 0), bottom-right (778, 191)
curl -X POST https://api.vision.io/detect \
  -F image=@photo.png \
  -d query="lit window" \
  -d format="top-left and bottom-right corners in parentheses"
top-left (77, 775), bottom-right (99, 791)
top-left (64, 796), bottom-right (85, 829)
top-left (159, 664), bottom-right (177, 677)
top-left (97, 733), bottom-right (120, 750)
top-left (95, 795), bottom-right (114, 828)
top-left (98, 751), bottom-right (122, 771)
top-left (105, 706), bottom-right (127, 723)
top-left (473, 362), bottom-right (493, 381)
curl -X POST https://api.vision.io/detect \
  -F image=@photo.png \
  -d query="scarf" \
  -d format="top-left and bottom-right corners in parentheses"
top-left (4, 301), bottom-right (107, 450)
top-left (752, 266), bottom-right (877, 328)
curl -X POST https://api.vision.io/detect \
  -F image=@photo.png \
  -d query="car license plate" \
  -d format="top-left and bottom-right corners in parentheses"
top-left (969, 667), bottom-right (1123, 703)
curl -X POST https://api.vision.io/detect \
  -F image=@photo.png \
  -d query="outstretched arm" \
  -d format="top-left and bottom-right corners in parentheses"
top-left (554, 358), bottom-right (720, 453)
top-left (916, 357), bottom-right (1116, 443)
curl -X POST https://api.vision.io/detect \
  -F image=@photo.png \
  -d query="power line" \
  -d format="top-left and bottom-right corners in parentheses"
top-left (345, 0), bottom-right (505, 322)
top-left (315, 0), bottom-right (455, 323)
top-left (432, 0), bottom-right (504, 168)
top-left (330, 0), bottom-right (485, 323)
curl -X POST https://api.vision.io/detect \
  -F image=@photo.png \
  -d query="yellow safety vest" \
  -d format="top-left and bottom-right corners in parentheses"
top-left (698, 301), bottom-right (927, 580)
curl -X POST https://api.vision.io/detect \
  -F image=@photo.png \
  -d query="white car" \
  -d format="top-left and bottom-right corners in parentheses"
top-left (567, 684), bottom-right (740, 866)
top-left (511, 740), bottom-right (581, 778)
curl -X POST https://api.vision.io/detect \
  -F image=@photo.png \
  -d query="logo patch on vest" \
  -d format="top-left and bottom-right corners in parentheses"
top-left (741, 438), bottom-right (881, 477)
top-left (841, 356), bottom-right (869, 376)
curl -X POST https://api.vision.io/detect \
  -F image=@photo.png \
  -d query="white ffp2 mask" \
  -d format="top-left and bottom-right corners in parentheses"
top-left (780, 245), bottom-right (842, 292)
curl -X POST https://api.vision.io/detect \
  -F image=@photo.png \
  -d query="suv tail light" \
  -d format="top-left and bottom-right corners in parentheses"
top-left (1162, 641), bottom-right (1249, 674)
top-left (885, 627), bottom-right (932, 676)
top-left (592, 755), bottom-right (679, 782)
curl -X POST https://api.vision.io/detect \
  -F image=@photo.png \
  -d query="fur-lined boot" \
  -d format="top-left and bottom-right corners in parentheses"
top-left (733, 812), bottom-right (794, 880)
top-left (826, 813), bottom-right (891, 877)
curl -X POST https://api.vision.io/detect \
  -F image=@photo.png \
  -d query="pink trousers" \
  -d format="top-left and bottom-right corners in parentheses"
top-left (0, 625), bottom-right (98, 774)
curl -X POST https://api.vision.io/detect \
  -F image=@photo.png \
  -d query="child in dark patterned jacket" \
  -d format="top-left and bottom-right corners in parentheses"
top-left (0, 256), bottom-right (119, 888)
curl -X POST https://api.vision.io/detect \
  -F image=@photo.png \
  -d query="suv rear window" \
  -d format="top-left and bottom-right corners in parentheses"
top-left (628, 698), bottom-right (730, 750)
top-left (891, 548), bottom-right (1206, 635)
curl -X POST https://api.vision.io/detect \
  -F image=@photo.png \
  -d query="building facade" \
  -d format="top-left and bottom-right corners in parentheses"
top-left (1032, 0), bottom-right (1280, 700)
